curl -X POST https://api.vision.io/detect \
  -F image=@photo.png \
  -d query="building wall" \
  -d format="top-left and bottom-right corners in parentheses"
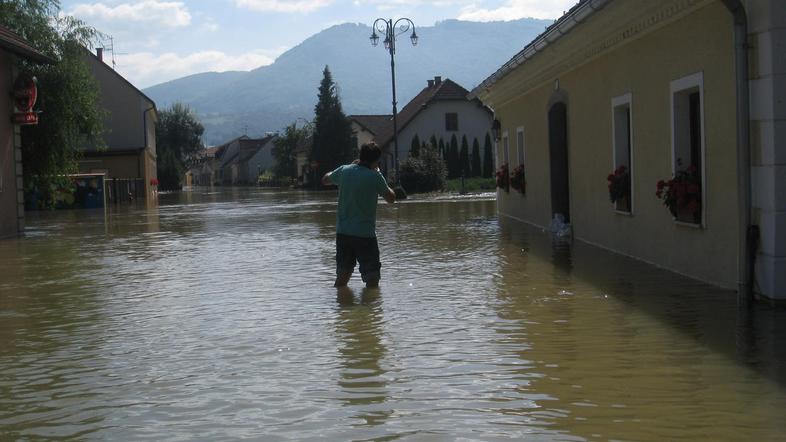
top-left (246, 140), bottom-right (276, 180)
top-left (351, 123), bottom-right (376, 151)
top-left (396, 100), bottom-right (492, 164)
top-left (0, 50), bottom-right (19, 238)
top-left (485, 1), bottom-right (740, 288)
top-left (79, 153), bottom-right (143, 178)
top-left (85, 54), bottom-right (148, 150)
top-left (745, 0), bottom-right (786, 300)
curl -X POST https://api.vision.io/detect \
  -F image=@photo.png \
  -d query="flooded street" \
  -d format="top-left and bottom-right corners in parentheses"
top-left (1, 189), bottom-right (785, 441)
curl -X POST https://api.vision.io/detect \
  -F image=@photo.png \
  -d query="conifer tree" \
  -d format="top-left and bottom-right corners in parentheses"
top-left (449, 134), bottom-right (459, 179)
top-left (471, 138), bottom-right (482, 178)
top-left (483, 132), bottom-right (494, 178)
top-left (439, 138), bottom-right (446, 163)
top-left (460, 135), bottom-right (470, 177)
top-left (311, 66), bottom-right (353, 184)
top-left (429, 135), bottom-right (438, 151)
top-left (410, 134), bottom-right (421, 158)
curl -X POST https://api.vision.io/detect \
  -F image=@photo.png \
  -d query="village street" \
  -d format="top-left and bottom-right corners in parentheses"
top-left (1, 189), bottom-right (785, 440)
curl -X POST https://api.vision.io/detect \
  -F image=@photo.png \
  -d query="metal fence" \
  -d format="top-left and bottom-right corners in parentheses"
top-left (106, 178), bottom-right (145, 204)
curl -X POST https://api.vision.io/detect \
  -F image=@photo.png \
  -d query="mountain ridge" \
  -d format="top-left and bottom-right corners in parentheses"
top-left (143, 19), bottom-right (550, 145)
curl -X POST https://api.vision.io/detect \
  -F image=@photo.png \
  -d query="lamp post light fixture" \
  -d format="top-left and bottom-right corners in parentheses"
top-left (370, 18), bottom-right (418, 199)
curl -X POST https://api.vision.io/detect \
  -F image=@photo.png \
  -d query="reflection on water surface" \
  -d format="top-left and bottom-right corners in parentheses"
top-left (0, 188), bottom-right (784, 440)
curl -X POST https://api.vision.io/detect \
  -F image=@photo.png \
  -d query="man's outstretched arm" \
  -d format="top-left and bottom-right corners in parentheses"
top-left (322, 172), bottom-right (333, 187)
top-left (383, 186), bottom-right (396, 204)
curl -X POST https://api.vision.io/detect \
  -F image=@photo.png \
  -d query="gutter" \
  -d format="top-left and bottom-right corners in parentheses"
top-left (470, 0), bottom-right (611, 99)
top-left (720, 0), bottom-right (756, 303)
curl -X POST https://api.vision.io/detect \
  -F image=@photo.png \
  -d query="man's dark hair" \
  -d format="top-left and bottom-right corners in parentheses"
top-left (359, 142), bottom-right (382, 164)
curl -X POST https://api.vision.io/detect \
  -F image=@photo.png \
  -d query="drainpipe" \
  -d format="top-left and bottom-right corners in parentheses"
top-left (721, 0), bottom-right (755, 303)
top-left (142, 105), bottom-right (155, 189)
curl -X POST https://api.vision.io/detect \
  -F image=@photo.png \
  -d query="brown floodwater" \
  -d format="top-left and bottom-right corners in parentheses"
top-left (1, 188), bottom-right (784, 441)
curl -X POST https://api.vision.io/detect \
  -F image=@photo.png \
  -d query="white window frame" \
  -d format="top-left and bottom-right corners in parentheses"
top-left (670, 71), bottom-right (706, 227)
top-left (516, 126), bottom-right (525, 165)
top-left (611, 93), bottom-right (634, 214)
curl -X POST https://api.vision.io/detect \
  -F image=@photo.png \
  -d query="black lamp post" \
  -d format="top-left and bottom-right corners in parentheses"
top-left (370, 18), bottom-right (418, 199)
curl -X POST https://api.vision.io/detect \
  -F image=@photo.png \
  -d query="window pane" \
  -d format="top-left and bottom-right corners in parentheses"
top-left (445, 113), bottom-right (458, 131)
top-left (612, 99), bottom-right (632, 213)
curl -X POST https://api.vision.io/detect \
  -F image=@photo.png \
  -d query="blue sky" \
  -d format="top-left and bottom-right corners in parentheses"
top-left (60, 0), bottom-right (576, 88)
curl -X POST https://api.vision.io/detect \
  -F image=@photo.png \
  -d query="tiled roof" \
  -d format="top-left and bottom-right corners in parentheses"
top-left (0, 25), bottom-right (53, 63)
top-left (198, 146), bottom-right (221, 159)
top-left (375, 77), bottom-right (471, 147)
top-left (349, 115), bottom-right (392, 136)
top-left (214, 135), bottom-right (248, 165)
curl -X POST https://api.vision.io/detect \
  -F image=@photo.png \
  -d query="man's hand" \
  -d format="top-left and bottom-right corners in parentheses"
top-left (383, 187), bottom-right (396, 204)
top-left (321, 172), bottom-right (333, 187)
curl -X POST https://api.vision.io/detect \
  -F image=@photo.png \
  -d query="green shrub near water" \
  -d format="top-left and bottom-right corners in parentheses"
top-left (443, 177), bottom-right (496, 193)
top-left (399, 144), bottom-right (447, 194)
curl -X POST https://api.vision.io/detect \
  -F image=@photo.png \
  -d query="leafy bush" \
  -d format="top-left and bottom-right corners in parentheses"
top-left (399, 144), bottom-right (447, 194)
top-left (443, 177), bottom-right (496, 193)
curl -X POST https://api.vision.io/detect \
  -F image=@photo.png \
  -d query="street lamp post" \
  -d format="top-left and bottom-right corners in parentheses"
top-left (370, 18), bottom-right (418, 199)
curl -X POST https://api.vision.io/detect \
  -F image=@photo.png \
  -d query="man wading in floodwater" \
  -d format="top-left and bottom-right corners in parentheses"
top-left (322, 142), bottom-right (396, 288)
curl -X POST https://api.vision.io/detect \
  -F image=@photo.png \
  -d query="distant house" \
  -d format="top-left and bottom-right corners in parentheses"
top-left (375, 76), bottom-right (493, 176)
top-left (190, 145), bottom-right (222, 186)
top-left (348, 114), bottom-right (391, 153)
top-left (214, 135), bottom-right (247, 185)
top-left (472, 0), bottom-right (786, 301)
top-left (294, 135), bottom-right (314, 187)
top-left (0, 26), bottom-right (53, 238)
top-left (211, 135), bottom-right (279, 185)
top-left (78, 48), bottom-right (157, 201)
top-left (242, 135), bottom-right (277, 183)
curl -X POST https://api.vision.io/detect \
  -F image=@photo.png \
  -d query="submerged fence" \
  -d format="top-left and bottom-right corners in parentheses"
top-left (106, 178), bottom-right (145, 204)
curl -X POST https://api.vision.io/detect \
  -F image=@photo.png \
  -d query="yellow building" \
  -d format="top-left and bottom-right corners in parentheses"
top-left (472, 0), bottom-right (785, 302)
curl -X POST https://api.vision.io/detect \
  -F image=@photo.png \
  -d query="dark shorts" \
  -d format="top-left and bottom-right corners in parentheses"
top-left (336, 234), bottom-right (381, 283)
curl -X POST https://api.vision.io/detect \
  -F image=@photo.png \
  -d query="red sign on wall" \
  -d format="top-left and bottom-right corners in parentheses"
top-left (12, 74), bottom-right (39, 125)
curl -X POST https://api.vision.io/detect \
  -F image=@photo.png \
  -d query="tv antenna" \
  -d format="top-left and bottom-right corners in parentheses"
top-left (98, 36), bottom-right (128, 70)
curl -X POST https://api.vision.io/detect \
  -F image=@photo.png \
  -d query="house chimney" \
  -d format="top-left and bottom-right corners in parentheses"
top-left (435, 76), bottom-right (442, 85)
top-left (96, 47), bottom-right (103, 61)
top-left (428, 79), bottom-right (435, 87)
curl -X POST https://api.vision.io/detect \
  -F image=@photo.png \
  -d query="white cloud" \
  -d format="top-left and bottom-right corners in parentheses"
top-left (113, 48), bottom-right (288, 88)
top-left (234, 0), bottom-right (334, 13)
top-left (202, 19), bottom-right (220, 32)
top-left (459, 0), bottom-right (577, 21)
top-left (68, 1), bottom-right (192, 28)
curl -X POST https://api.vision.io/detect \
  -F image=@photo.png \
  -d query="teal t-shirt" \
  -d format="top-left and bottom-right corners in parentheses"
top-left (329, 164), bottom-right (389, 238)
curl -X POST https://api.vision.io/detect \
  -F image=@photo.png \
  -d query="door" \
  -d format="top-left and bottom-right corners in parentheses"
top-left (549, 102), bottom-right (570, 223)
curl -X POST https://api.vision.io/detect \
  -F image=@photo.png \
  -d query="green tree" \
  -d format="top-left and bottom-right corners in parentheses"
top-left (410, 134), bottom-right (421, 158)
top-left (273, 122), bottom-right (309, 180)
top-left (448, 134), bottom-right (459, 179)
top-left (3, 1), bottom-right (105, 203)
top-left (311, 66), bottom-right (353, 184)
top-left (155, 103), bottom-right (204, 191)
top-left (471, 137), bottom-right (482, 178)
top-left (439, 138), bottom-right (446, 163)
top-left (483, 132), bottom-right (494, 178)
top-left (460, 135), bottom-right (470, 177)
top-left (429, 135), bottom-right (438, 152)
